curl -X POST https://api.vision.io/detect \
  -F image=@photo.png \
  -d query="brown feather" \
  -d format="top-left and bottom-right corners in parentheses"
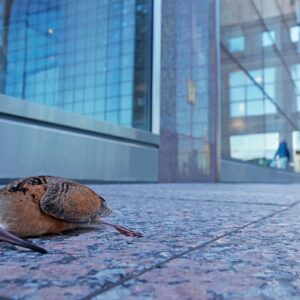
top-left (0, 175), bottom-right (143, 253)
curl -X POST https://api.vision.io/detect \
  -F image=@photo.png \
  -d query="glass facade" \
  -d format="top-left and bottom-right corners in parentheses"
top-left (229, 67), bottom-right (276, 117)
top-left (0, 0), bottom-right (152, 130)
top-left (221, 0), bottom-right (300, 172)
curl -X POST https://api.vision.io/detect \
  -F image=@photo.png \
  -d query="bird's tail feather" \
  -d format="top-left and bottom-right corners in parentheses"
top-left (0, 227), bottom-right (47, 254)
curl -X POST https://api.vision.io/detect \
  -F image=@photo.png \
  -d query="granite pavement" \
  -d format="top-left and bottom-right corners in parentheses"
top-left (0, 183), bottom-right (300, 300)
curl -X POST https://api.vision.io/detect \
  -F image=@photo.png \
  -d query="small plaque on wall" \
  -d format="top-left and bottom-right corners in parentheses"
top-left (187, 79), bottom-right (196, 106)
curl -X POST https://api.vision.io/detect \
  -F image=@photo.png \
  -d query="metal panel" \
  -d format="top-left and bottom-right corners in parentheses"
top-left (211, 0), bottom-right (221, 182)
top-left (0, 118), bottom-right (158, 182)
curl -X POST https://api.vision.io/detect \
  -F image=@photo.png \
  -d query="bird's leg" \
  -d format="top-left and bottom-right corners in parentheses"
top-left (0, 227), bottom-right (47, 254)
top-left (99, 220), bottom-right (143, 237)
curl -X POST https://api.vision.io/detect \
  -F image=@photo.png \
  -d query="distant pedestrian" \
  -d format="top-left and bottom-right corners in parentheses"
top-left (274, 139), bottom-right (290, 170)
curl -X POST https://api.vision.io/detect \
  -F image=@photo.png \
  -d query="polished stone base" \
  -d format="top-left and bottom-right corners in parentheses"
top-left (0, 183), bottom-right (299, 299)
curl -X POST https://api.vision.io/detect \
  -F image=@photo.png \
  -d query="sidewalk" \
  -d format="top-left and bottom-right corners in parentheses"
top-left (1, 183), bottom-right (300, 300)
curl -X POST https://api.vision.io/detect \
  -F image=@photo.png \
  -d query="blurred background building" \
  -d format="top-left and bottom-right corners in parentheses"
top-left (0, 0), bottom-right (300, 183)
top-left (221, 0), bottom-right (300, 182)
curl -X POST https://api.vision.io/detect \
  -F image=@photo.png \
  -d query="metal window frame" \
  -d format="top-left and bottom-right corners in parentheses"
top-left (151, 0), bottom-right (161, 135)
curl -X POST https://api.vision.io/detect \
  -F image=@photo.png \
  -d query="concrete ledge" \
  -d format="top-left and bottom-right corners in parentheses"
top-left (0, 95), bottom-right (159, 182)
top-left (0, 95), bottom-right (159, 147)
top-left (221, 158), bottom-right (300, 183)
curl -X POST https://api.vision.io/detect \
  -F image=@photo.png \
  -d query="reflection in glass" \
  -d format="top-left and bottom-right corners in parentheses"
top-left (291, 64), bottom-right (300, 112)
top-left (246, 100), bottom-right (264, 116)
top-left (248, 70), bottom-right (262, 84)
top-left (230, 133), bottom-right (279, 161)
top-left (230, 87), bottom-right (245, 101)
top-left (228, 68), bottom-right (276, 117)
top-left (230, 102), bottom-right (245, 117)
top-left (265, 99), bottom-right (276, 114)
top-left (264, 84), bottom-right (274, 98)
top-left (228, 36), bottom-right (245, 53)
top-left (1, 0), bottom-right (153, 131)
top-left (229, 71), bottom-right (246, 86)
top-left (221, 0), bottom-right (299, 172)
top-left (246, 85), bottom-right (263, 100)
top-left (264, 68), bottom-right (275, 83)
top-left (290, 26), bottom-right (300, 43)
top-left (262, 30), bottom-right (275, 47)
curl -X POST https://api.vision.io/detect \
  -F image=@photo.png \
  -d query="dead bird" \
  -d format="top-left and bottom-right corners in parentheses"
top-left (0, 176), bottom-right (142, 253)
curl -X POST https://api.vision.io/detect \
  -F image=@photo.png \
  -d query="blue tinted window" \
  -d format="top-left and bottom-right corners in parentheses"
top-left (3, 0), bottom-right (152, 130)
top-left (120, 96), bottom-right (132, 109)
top-left (121, 81), bottom-right (132, 95)
top-left (230, 102), bottom-right (246, 117)
top-left (246, 85), bottom-right (263, 100)
top-left (230, 87), bottom-right (245, 102)
top-left (106, 84), bottom-right (119, 97)
top-left (247, 100), bottom-right (264, 116)
top-left (229, 71), bottom-right (246, 87)
top-left (107, 97), bottom-right (119, 110)
top-left (106, 111), bottom-right (119, 123)
top-left (95, 99), bottom-right (105, 112)
top-left (229, 68), bottom-right (277, 117)
top-left (228, 36), bottom-right (245, 53)
top-left (120, 110), bottom-right (132, 124)
top-left (262, 31), bottom-right (275, 47)
top-left (290, 26), bottom-right (300, 43)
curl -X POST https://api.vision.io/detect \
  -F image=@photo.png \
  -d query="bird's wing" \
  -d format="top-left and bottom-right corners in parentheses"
top-left (40, 181), bottom-right (101, 224)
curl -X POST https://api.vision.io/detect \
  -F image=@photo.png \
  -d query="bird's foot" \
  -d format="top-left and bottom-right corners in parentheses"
top-left (100, 220), bottom-right (143, 237)
top-left (111, 224), bottom-right (143, 237)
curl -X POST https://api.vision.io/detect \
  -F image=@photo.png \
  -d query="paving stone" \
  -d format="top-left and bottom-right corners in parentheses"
top-left (95, 201), bottom-right (300, 300)
top-left (94, 183), bottom-right (299, 206)
top-left (0, 183), bottom-right (298, 300)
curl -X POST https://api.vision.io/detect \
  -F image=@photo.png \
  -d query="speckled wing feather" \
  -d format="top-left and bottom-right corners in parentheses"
top-left (1, 175), bottom-right (48, 193)
top-left (39, 180), bottom-right (102, 224)
top-left (0, 176), bottom-right (141, 250)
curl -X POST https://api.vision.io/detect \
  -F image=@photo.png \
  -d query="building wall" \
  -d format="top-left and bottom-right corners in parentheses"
top-left (0, 0), bottom-right (159, 183)
top-left (0, 0), bottom-right (221, 183)
top-left (0, 95), bottom-right (159, 182)
top-left (159, 0), bottom-right (220, 182)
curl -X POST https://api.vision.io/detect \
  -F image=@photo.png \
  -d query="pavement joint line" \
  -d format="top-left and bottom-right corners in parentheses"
top-left (0, 297), bottom-right (11, 300)
top-left (106, 195), bottom-right (289, 207)
top-left (80, 200), bottom-right (300, 300)
top-left (165, 197), bottom-right (288, 207)
top-left (0, 295), bottom-right (12, 300)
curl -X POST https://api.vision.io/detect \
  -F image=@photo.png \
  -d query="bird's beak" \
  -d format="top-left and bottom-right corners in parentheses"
top-left (0, 227), bottom-right (47, 254)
